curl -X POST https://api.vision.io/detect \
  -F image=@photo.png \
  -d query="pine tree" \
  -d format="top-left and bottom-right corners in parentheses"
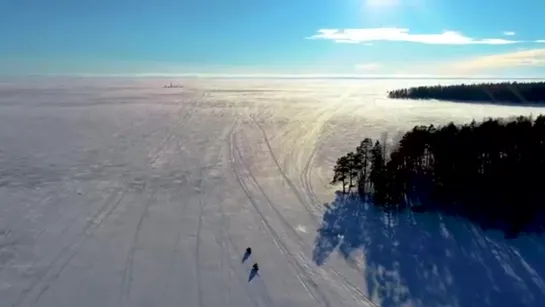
top-left (331, 155), bottom-right (350, 193)
top-left (346, 152), bottom-right (359, 193)
top-left (356, 138), bottom-right (373, 194)
top-left (370, 141), bottom-right (386, 204)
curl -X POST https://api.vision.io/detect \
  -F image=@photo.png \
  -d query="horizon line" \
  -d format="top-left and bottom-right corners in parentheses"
top-left (3, 72), bottom-right (545, 80)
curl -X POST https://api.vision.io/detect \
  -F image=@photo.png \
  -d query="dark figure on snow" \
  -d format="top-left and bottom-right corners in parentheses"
top-left (248, 262), bottom-right (259, 281)
top-left (242, 247), bottom-right (252, 263)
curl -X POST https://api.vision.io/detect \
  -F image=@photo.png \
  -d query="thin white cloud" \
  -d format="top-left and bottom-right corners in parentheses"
top-left (447, 49), bottom-right (545, 72)
top-left (335, 39), bottom-right (374, 45)
top-left (335, 39), bottom-right (360, 44)
top-left (503, 31), bottom-right (516, 36)
top-left (355, 63), bottom-right (382, 71)
top-left (537, 40), bottom-right (545, 43)
top-left (377, 49), bottom-right (545, 77)
top-left (307, 28), bottom-right (520, 45)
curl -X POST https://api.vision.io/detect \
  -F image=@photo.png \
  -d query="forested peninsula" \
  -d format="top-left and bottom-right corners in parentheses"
top-left (388, 81), bottom-right (545, 104)
top-left (331, 115), bottom-right (545, 238)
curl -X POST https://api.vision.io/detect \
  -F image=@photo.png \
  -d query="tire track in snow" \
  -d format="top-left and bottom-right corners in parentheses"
top-left (297, 97), bottom-right (347, 211)
top-left (248, 105), bottom-right (379, 307)
top-left (0, 185), bottom-right (77, 278)
top-left (229, 130), bottom-right (331, 307)
top-left (118, 100), bottom-right (188, 306)
top-left (299, 130), bottom-right (330, 210)
top-left (161, 93), bottom-right (210, 304)
top-left (236, 131), bottom-right (316, 245)
top-left (252, 96), bottom-right (339, 221)
top-left (194, 129), bottom-right (212, 307)
top-left (18, 104), bottom-right (153, 305)
top-left (181, 95), bottom-right (225, 307)
top-left (35, 106), bottom-right (153, 256)
top-left (10, 91), bottom-right (192, 307)
top-left (281, 99), bottom-right (382, 303)
top-left (161, 123), bottom-right (193, 303)
top-left (221, 129), bottom-right (278, 307)
top-left (1, 105), bottom-right (143, 283)
top-left (119, 99), bottom-right (195, 307)
top-left (235, 130), bottom-right (375, 307)
top-left (213, 201), bottom-right (269, 307)
top-left (302, 150), bottom-right (324, 213)
top-left (193, 113), bottom-right (249, 307)
top-left (31, 188), bottom-right (129, 306)
top-left (195, 196), bottom-right (205, 307)
top-left (148, 104), bottom-right (192, 168)
top-left (288, 87), bottom-right (359, 213)
top-left (192, 114), bottom-right (268, 307)
top-left (250, 117), bottom-right (320, 224)
top-left (233, 139), bottom-right (329, 305)
top-left (1, 104), bottom-right (139, 262)
top-left (118, 187), bottom-right (157, 307)
top-left (15, 185), bottom-right (130, 307)
top-left (162, 199), bottom-right (190, 304)
top-left (219, 117), bottom-right (271, 307)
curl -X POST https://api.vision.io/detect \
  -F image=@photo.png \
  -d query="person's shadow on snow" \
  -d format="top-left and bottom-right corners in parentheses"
top-left (248, 267), bottom-right (259, 282)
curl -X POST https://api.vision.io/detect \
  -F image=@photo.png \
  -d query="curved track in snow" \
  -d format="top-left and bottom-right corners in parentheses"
top-left (2, 78), bottom-right (545, 307)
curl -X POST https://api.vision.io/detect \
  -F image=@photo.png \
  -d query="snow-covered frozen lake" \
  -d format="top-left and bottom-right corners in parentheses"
top-left (1, 77), bottom-right (545, 307)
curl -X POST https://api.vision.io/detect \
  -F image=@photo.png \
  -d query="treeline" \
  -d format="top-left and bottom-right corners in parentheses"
top-left (388, 81), bottom-right (545, 104)
top-left (332, 115), bottom-right (545, 237)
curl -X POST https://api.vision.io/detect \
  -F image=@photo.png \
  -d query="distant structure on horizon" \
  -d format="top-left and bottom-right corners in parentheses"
top-left (163, 82), bottom-right (184, 89)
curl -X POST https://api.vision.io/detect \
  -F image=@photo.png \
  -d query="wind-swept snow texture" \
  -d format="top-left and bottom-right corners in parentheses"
top-left (1, 77), bottom-right (545, 307)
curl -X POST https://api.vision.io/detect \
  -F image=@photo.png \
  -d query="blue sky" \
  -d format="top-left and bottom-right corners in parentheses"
top-left (1, 0), bottom-right (544, 76)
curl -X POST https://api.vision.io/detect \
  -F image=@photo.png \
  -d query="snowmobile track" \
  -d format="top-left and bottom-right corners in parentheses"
top-left (15, 185), bottom-right (130, 307)
top-left (229, 130), bottom-right (332, 307)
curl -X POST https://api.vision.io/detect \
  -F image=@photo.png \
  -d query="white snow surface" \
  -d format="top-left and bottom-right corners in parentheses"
top-left (1, 77), bottom-right (545, 307)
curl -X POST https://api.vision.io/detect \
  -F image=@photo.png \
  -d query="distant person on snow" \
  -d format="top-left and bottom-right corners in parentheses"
top-left (248, 262), bottom-right (259, 281)
top-left (242, 247), bottom-right (252, 263)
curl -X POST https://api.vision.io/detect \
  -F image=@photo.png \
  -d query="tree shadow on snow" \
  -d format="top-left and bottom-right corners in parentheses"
top-left (313, 191), bottom-right (545, 307)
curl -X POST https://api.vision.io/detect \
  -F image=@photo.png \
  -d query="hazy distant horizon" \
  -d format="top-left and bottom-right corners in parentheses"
top-left (2, 73), bottom-right (545, 81)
